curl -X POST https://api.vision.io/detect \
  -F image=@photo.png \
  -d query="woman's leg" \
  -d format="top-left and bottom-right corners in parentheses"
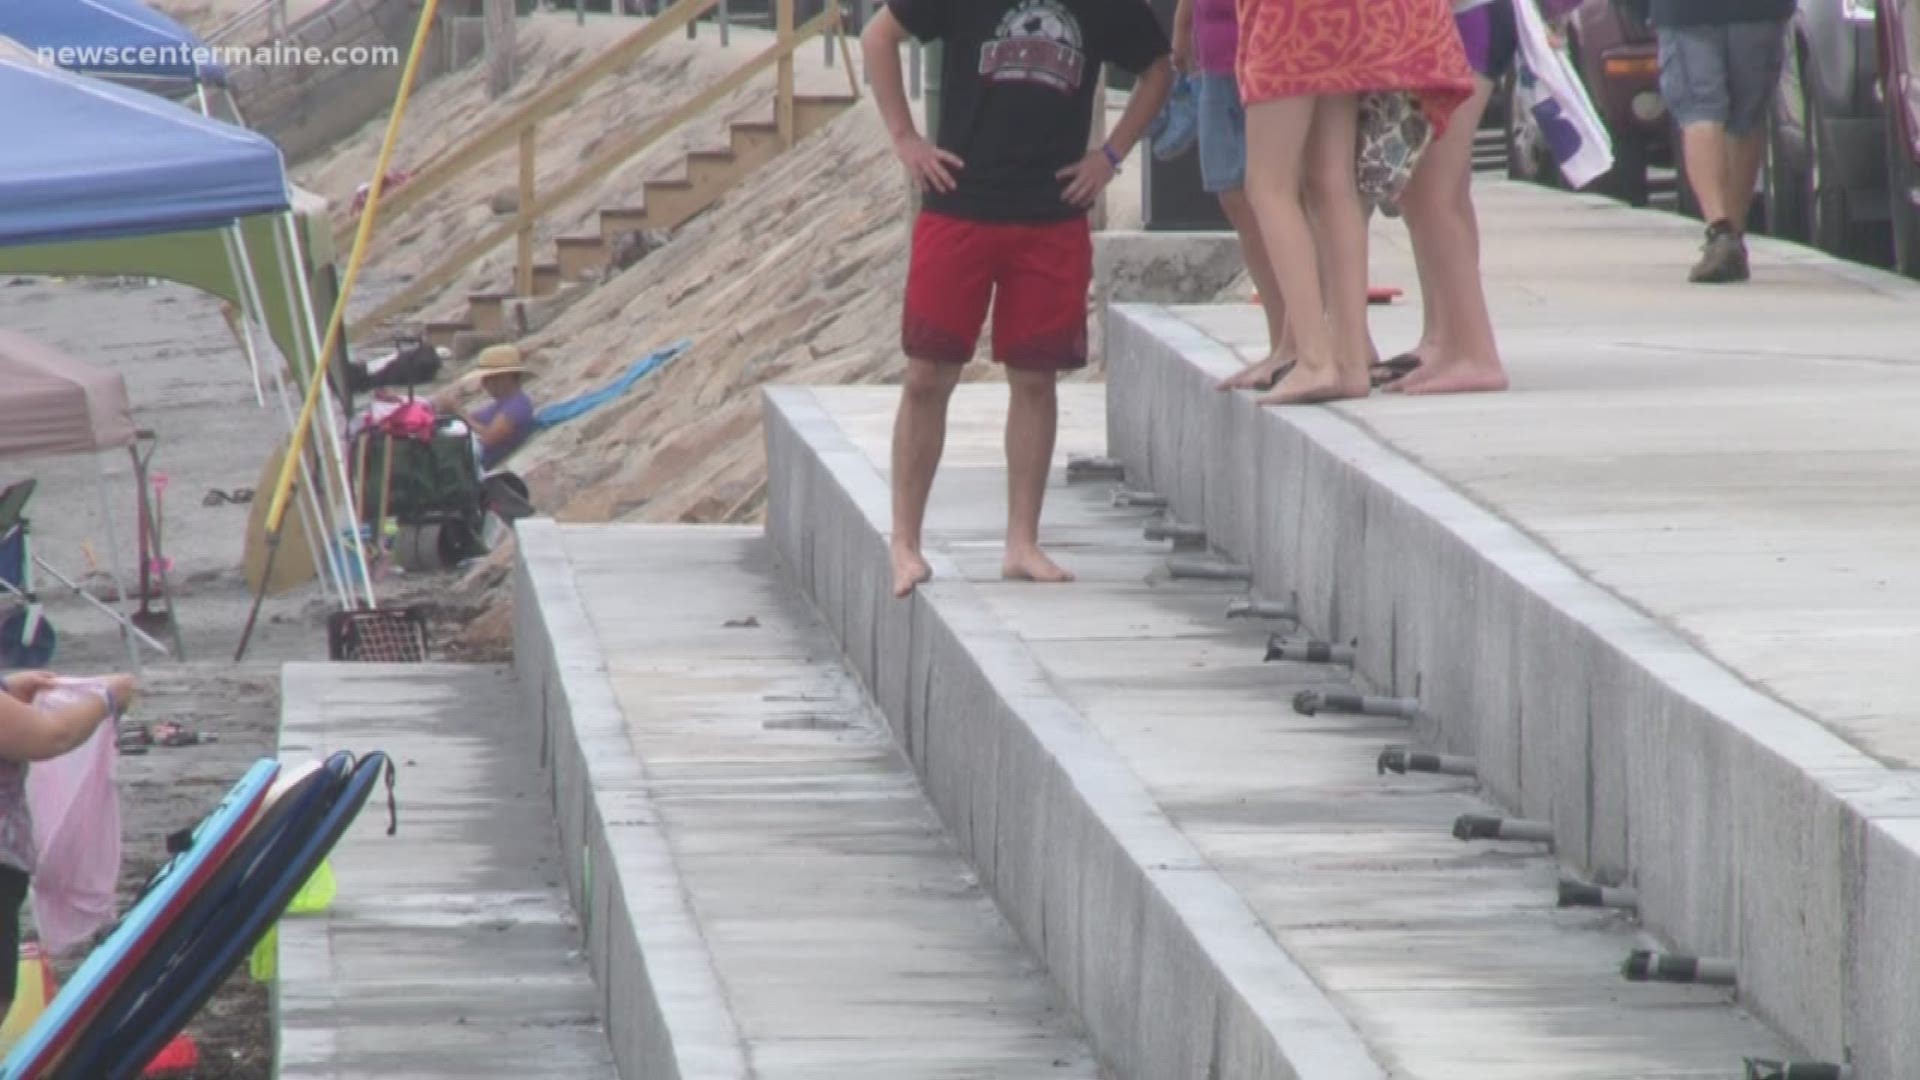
top-left (1244, 96), bottom-right (1363, 403)
top-left (1392, 78), bottom-right (1508, 394)
top-left (1214, 188), bottom-right (1295, 389)
top-left (1261, 91), bottom-right (1369, 404)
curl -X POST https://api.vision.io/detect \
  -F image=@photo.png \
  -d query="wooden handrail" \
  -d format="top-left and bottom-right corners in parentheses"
top-left (337, 0), bottom-right (724, 252)
top-left (350, 2), bottom-right (845, 339)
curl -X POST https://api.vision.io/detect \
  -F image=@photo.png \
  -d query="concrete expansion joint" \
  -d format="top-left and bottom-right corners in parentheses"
top-left (1451, 814), bottom-right (1554, 845)
top-left (1292, 689), bottom-right (1420, 721)
top-left (1375, 745), bottom-right (1474, 778)
top-left (1621, 949), bottom-right (1736, 987)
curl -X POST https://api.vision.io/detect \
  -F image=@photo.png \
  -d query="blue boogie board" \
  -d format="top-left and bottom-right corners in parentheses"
top-left (83, 752), bottom-right (395, 1080)
top-left (1, 759), bottom-right (282, 1080)
top-left (49, 756), bottom-right (351, 1078)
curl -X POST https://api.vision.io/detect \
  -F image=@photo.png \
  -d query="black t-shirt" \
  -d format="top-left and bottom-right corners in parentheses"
top-left (1650, 0), bottom-right (1793, 29)
top-left (888, 0), bottom-right (1169, 222)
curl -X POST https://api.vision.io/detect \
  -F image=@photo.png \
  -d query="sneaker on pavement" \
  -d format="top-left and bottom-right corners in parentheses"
top-left (1689, 221), bottom-right (1749, 283)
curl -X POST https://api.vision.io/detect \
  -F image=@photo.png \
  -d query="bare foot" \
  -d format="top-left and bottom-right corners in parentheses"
top-left (1388, 355), bottom-right (1509, 396)
top-left (1217, 354), bottom-right (1294, 392)
top-left (891, 545), bottom-right (932, 598)
top-left (1002, 545), bottom-right (1075, 584)
top-left (1254, 362), bottom-right (1371, 406)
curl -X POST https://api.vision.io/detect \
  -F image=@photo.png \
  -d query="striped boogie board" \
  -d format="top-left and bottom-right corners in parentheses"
top-left (0, 760), bottom-right (282, 1080)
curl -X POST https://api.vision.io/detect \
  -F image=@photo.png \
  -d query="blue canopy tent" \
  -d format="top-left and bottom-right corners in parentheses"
top-left (0, 52), bottom-right (371, 608)
top-left (0, 0), bottom-right (227, 85)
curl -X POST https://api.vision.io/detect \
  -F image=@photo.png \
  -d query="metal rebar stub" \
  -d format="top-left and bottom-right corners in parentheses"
top-left (1265, 636), bottom-right (1356, 666)
top-left (1451, 814), bottom-right (1555, 844)
top-left (1293, 690), bottom-right (1420, 720)
top-left (1142, 520), bottom-right (1207, 548)
top-left (1165, 554), bottom-right (1251, 582)
top-left (1112, 488), bottom-right (1169, 509)
top-left (1225, 597), bottom-right (1299, 623)
top-left (1555, 879), bottom-right (1639, 912)
top-left (1620, 950), bottom-right (1736, 987)
top-left (1376, 745), bottom-right (1476, 777)
top-left (1065, 454), bottom-right (1124, 483)
top-left (1743, 1060), bottom-right (1853, 1080)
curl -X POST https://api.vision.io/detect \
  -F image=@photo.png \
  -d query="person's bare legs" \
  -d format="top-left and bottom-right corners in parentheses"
top-left (1392, 78), bottom-right (1507, 394)
top-left (1268, 92), bottom-right (1371, 404)
top-left (1725, 129), bottom-right (1765, 227)
top-left (890, 357), bottom-right (962, 597)
top-left (1681, 121), bottom-right (1732, 224)
top-left (1215, 188), bottom-right (1295, 390)
top-left (1003, 366), bottom-right (1073, 584)
top-left (1244, 96), bottom-right (1368, 405)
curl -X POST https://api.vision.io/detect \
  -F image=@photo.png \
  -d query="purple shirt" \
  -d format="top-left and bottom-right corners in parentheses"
top-left (1193, 0), bottom-right (1238, 75)
top-left (471, 390), bottom-right (534, 470)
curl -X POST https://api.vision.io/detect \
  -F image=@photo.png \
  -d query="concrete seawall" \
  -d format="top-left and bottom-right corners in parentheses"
top-left (1104, 301), bottom-right (1920, 1076)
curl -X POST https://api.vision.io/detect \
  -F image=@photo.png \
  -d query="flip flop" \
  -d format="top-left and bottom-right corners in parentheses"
top-left (1218, 361), bottom-right (1294, 393)
top-left (1367, 286), bottom-right (1404, 305)
top-left (153, 720), bottom-right (215, 748)
top-left (1369, 355), bottom-right (1421, 388)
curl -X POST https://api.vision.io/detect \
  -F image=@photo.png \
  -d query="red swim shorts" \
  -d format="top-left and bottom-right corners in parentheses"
top-left (901, 211), bottom-right (1092, 371)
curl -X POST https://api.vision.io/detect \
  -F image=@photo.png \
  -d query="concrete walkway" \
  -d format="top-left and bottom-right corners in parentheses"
top-left (275, 663), bottom-right (618, 1079)
top-left (520, 524), bottom-right (1101, 1078)
top-left (766, 384), bottom-right (1796, 1079)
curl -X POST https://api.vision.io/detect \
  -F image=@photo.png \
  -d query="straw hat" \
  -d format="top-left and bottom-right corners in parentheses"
top-left (462, 344), bottom-right (532, 381)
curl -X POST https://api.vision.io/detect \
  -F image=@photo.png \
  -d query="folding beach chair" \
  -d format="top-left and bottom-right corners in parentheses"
top-left (0, 479), bottom-right (57, 667)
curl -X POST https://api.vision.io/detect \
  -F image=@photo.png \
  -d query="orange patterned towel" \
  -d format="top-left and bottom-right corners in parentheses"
top-left (1235, 0), bottom-right (1476, 134)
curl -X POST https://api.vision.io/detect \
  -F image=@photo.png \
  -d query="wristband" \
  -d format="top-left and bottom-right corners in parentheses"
top-left (1101, 143), bottom-right (1124, 173)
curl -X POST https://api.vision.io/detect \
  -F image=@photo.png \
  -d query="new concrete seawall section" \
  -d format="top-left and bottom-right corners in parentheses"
top-left (1105, 303), bottom-right (1920, 1077)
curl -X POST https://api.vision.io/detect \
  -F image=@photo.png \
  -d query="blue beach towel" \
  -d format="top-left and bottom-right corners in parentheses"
top-left (533, 339), bottom-right (690, 430)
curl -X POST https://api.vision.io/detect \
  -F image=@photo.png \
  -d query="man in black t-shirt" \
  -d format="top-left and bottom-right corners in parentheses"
top-left (1652, 0), bottom-right (1794, 283)
top-left (863, 0), bottom-right (1171, 598)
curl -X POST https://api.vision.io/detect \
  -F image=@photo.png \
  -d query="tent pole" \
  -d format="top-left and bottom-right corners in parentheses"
top-left (95, 454), bottom-right (142, 676)
top-left (240, 219), bottom-right (349, 607)
top-left (219, 228), bottom-right (269, 407)
top-left (275, 212), bottom-right (375, 608)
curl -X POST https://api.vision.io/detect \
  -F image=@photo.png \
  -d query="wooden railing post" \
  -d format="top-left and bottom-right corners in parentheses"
top-left (516, 125), bottom-right (536, 297)
top-left (776, 0), bottom-right (796, 145)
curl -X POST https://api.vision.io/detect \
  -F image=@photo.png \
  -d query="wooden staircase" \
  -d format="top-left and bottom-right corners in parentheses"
top-left (420, 93), bottom-right (856, 351)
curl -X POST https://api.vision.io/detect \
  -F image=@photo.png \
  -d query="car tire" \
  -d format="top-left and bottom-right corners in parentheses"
top-left (1806, 88), bottom-right (1857, 257)
top-left (1589, 134), bottom-right (1650, 206)
top-left (1889, 105), bottom-right (1920, 279)
top-left (1762, 95), bottom-right (1810, 242)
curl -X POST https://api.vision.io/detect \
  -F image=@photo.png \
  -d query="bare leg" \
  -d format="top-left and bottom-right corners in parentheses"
top-left (1392, 79), bottom-right (1508, 395)
top-left (890, 358), bottom-right (962, 597)
top-left (1003, 366), bottom-right (1073, 584)
top-left (1244, 96), bottom-right (1369, 405)
top-left (1215, 188), bottom-right (1295, 390)
top-left (1272, 92), bottom-right (1372, 403)
top-left (1725, 130), bottom-right (1766, 229)
top-left (1681, 121), bottom-right (1732, 225)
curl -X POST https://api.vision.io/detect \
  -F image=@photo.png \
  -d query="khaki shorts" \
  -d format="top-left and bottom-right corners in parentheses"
top-left (1657, 21), bottom-right (1789, 137)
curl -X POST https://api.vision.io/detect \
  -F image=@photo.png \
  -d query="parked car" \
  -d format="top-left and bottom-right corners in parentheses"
top-left (1762, 0), bottom-right (1886, 258)
top-left (1507, 0), bottom-right (1670, 205)
top-left (1878, 0), bottom-right (1920, 274)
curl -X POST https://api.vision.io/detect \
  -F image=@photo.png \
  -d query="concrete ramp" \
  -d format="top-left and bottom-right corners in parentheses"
top-left (513, 522), bottom-right (1101, 1078)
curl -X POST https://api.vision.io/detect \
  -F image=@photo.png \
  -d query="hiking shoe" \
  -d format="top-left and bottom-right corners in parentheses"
top-left (1689, 221), bottom-right (1749, 283)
